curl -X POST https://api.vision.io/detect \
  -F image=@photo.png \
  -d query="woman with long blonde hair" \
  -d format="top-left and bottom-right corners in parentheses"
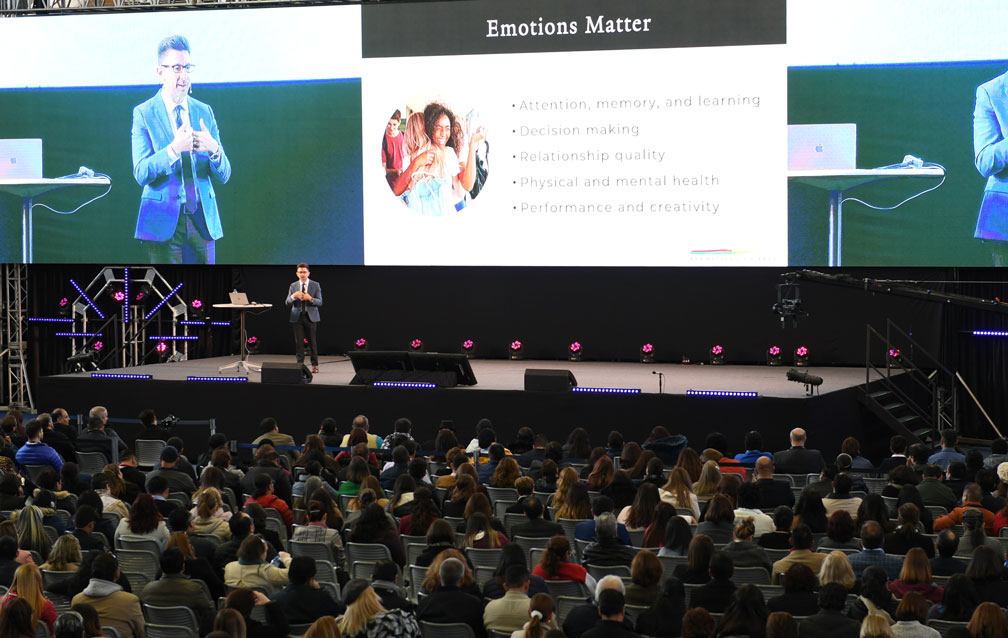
top-left (859, 613), bottom-right (894, 638)
top-left (302, 615), bottom-right (338, 638)
top-left (193, 487), bottom-right (231, 541)
top-left (692, 461), bottom-right (721, 499)
top-left (552, 467), bottom-right (579, 510)
top-left (459, 513), bottom-right (506, 550)
top-left (15, 505), bottom-right (51, 558)
top-left (0, 563), bottom-right (56, 634)
top-left (39, 534), bottom-right (81, 572)
top-left (555, 483), bottom-right (592, 520)
top-left (659, 467), bottom-right (700, 519)
top-left (337, 579), bottom-right (419, 637)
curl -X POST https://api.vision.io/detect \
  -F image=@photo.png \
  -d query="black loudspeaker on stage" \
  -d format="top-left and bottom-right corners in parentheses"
top-left (261, 361), bottom-right (313, 385)
top-left (524, 368), bottom-right (578, 392)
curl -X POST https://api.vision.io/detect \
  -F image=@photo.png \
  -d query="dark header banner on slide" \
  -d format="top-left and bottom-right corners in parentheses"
top-left (361, 0), bottom-right (786, 58)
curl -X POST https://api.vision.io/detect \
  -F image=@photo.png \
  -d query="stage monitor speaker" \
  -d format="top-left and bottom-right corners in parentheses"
top-left (261, 361), bottom-right (312, 385)
top-left (524, 368), bottom-right (577, 392)
top-left (348, 351), bottom-right (477, 387)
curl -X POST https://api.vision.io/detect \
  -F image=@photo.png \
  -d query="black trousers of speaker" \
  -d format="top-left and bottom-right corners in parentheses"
top-left (261, 361), bottom-right (312, 384)
top-left (524, 368), bottom-right (577, 392)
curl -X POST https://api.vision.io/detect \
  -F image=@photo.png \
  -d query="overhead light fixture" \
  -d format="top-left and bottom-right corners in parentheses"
top-left (766, 346), bottom-right (782, 366)
top-left (710, 345), bottom-right (725, 365)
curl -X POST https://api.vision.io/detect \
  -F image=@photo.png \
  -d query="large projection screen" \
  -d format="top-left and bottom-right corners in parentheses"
top-left (1, 0), bottom-right (1007, 266)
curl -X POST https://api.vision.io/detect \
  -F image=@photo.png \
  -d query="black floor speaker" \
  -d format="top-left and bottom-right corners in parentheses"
top-left (261, 361), bottom-right (312, 384)
top-left (524, 368), bottom-right (577, 392)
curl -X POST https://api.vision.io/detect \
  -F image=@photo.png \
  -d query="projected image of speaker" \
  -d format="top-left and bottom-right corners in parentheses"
top-left (261, 361), bottom-right (312, 384)
top-left (524, 368), bottom-right (577, 392)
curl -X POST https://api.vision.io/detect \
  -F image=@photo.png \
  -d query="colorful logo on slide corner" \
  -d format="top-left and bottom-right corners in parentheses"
top-left (690, 249), bottom-right (742, 256)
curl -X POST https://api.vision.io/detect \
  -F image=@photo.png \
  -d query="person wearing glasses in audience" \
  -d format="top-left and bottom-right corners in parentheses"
top-left (131, 34), bottom-right (231, 264)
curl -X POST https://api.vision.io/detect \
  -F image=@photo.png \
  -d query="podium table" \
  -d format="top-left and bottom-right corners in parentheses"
top-left (0, 177), bottom-right (111, 263)
top-left (212, 302), bottom-right (272, 375)
top-left (788, 167), bottom-right (945, 266)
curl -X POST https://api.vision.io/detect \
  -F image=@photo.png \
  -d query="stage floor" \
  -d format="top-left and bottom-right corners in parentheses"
top-left (58, 355), bottom-right (870, 398)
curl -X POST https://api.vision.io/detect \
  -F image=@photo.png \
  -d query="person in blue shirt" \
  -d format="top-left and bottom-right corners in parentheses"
top-left (15, 420), bottom-right (63, 472)
top-left (734, 431), bottom-right (773, 465)
top-left (928, 429), bottom-right (966, 471)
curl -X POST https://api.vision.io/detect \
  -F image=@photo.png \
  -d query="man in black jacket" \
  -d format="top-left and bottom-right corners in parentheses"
top-left (797, 583), bottom-right (860, 638)
top-left (511, 497), bottom-right (563, 539)
top-left (772, 428), bottom-right (826, 475)
top-left (370, 559), bottom-right (414, 612)
top-left (877, 435), bottom-right (909, 475)
top-left (136, 409), bottom-right (171, 442)
top-left (930, 529), bottom-right (968, 576)
top-left (271, 556), bottom-right (345, 624)
top-left (753, 456), bottom-right (795, 509)
top-left (71, 506), bottom-right (109, 552)
top-left (563, 575), bottom-right (635, 638)
top-left (582, 589), bottom-right (641, 638)
top-left (416, 557), bottom-right (486, 638)
top-left (581, 513), bottom-right (637, 567)
top-left (688, 552), bottom-right (737, 612)
top-left (241, 448), bottom-right (292, 504)
top-left (36, 413), bottom-right (75, 462)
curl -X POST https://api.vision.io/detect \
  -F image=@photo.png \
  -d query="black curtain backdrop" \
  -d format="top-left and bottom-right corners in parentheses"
top-left (23, 264), bottom-right (1008, 438)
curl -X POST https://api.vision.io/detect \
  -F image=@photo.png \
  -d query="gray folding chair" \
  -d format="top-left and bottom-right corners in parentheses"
top-left (486, 487), bottom-right (519, 506)
top-left (627, 529), bottom-right (646, 547)
top-left (556, 595), bottom-right (583, 625)
top-left (513, 536), bottom-right (548, 564)
top-left (345, 542), bottom-right (393, 579)
top-left (406, 543), bottom-right (426, 568)
top-left (315, 560), bottom-right (338, 584)
top-left (75, 451), bottom-right (107, 477)
top-left (419, 621), bottom-right (475, 638)
top-left (410, 564), bottom-right (428, 603)
top-left (586, 564), bottom-right (631, 581)
top-left (24, 465), bottom-right (50, 483)
top-left (732, 566), bottom-right (771, 585)
top-left (142, 604), bottom-right (198, 638)
top-left (117, 535), bottom-right (163, 557)
top-left (290, 540), bottom-right (334, 562)
top-left (117, 549), bottom-right (158, 583)
top-left (544, 579), bottom-right (588, 598)
top-left (135, 440), bottom-right (166, 469)
top-left (475, 565), bottom-right (496, 589)
top-left (464, 547), bottom-right (503, 570)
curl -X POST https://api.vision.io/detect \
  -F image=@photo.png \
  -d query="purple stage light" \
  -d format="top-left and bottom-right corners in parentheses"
top-left (58, 298), bottom-right (68, 307)
top-left (356, 338), bottom-right (367, 348)
top-left (155, 341), bottom-right (167, 353)
top-left (769, 346), bottom-right (780, 356)
top-left (410, 338), bottom-right (423, 351)
top-left (247, 336), bottom-right (258, 345)
top-left (711, 345), bottom-right (723, 355)
top-left (569, 342), bottom-right (581, 353)
top-left (94, 341), bottom-right (103, 351)
top-left (641, 343), bottom-right (653, 354)
top-left (795, 346), bottom-right (808, 357)
top-left (113, 291), bottom-right (125, 302)
top-left (191, 299), bottom-right (203, 309)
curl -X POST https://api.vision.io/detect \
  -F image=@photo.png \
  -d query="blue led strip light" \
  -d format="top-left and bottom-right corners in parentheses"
top-left (973, 330), bottom-right (1008, 337)
top-left (571, 387), bottom-right (641, 394)
top-left (90, 373), bottom-right (152, 379)
top-left (180, 321), bottom-right (231, 326)
top-left (373, 382), bottom-right (437, 388)
top-left (123, 267), bottom-right (129, 323)
top-left (70, 279), bottom-right (105, 319)
top-left (187, 376), bottom-right (248, 382)
top-left (144, 283), bottom-right (183, 320)
top-left (686, 390), bottom-right (758, 397)
top-left (148, 336), bottom-right (199, 341)
top-left (28, 318), bottom-right (74, 323)
top-left (54, 332), bottom-right (101, 337)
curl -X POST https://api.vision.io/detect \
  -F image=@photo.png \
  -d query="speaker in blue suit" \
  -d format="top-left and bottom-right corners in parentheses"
top-left (287, 263), bottom-right (323, 372)
top-left (974, 69), bottom-right (1008, 265)
top-left (131, 35), bottom-right (231, 264)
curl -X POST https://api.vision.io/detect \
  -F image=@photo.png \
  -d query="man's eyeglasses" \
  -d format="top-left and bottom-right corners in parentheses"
top-left (160, 64), bottom-right (196, 74)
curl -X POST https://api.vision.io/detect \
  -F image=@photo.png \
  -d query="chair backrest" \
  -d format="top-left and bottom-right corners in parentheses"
top-left (544, 579), bottom-right (588, 598)
top-left (627, 529), bottom-right (646, 547)
top-left (406, 543), bottom-right (426, 568)
top-left (290, 540), bottom-right (334, 562)
top-left (75, 451), bottom-right (109, 475)
top-left (100, 627), bottom-right (121, 638)
top-left (143, 604), bottom-right (199, 634)
top-left (763, 549), bottom-right (789, 563)
top-left (927, 620), bottom-right (969, 638)
top-left (513, 536), bottom-right (549, 565)
top-left (465, 547), bottom-right (503, 569)
top-left (755, 584), bottom-right (784, 601)
top-left (474, 565), bottom-right (496, 590)
top-left (338, 493), bottom-right (354, 515)
top-left (555, 595), bottom-right (583, 626)
top-left (193, 533), bottom-right (222, 549)
top-left (24, 465), bottom-right (50, 484)
top-left (881, 496), bottom-right (899, 517)
top-left (530, 548), bottom-right (545, 567)
top-left (488, 630), bottom-right (512, 638)
top-left (42, 526), bottom-right (58, 544)
top-left (410, 564), bottom-right (428, 603)
top-left (624, 604), bottom-right (648, 625)
top-left (122, 571), bottom-right (151, 590)
top-left (315, 560), bottom-right (338, 584)
top-left (118, 535), bottom-right (163, 557)
top-left (532, 491), bottom-right (554, 506)
top-left (658, 554), bottom-right (687, 580)
top-left (486, 487), bottom-right (519, 506)
top-left (135, 440), bottom-right (167, 468)
top-left (732, 566), bottom-right (771, 585)
top-left (41, 570), bottom-right (75, 590)
top-left (34, 621), bottom-right (50, 638)
top-left (116, 549), bottom-right (159, 581)
top-left (586, 564), bottom-right (631, 581)
top-left (574, 538), bottom-right (592, 562)
top-left (557, 518), bottom-right (589, 547)
top-left (145, 625), bottom-right (195, 638)
top-left (419, 621), bottom-right (476, 638)
top-left (345, 542), bottom-right (393, 579)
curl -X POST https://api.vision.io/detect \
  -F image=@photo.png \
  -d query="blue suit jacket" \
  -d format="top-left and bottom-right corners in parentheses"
top-left (286, 279), bottom-right (322, 323)
top-left (131, 91), bottom-right (231, 241)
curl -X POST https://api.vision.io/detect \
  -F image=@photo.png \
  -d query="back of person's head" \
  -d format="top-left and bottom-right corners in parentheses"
top-left (371, 559), bottom-right (398, 583)
top-left (439, 557), bottom-right (465, 587)
top-left (992, 438), bottom-right (1008, 455)
top-left (523, 496), bottom-right (544, 520)
top-left (744, 430), bottom-right (763, 451)
top-left (260, 417), bottom-right (278, 434)
top-left (159, 547), bottom-right (185, 575)
top-left (948, 462), bottom-right (967, 481)
top-left (832, 473), bottom-right (852, 495)
top-left (817, 582), bottom-right (848, 611)
top-left (288, 556), bottom-right (316, 586)
top-left (0, 535), bottom-right (18, 561)
top-left (73, 505), bottom-right (98, 531)
top-left (909, 444), bottom-right (930, 465)
top-left (860, 613), bottom-right (895, 638)
top-left (488, 443), bottom-right (505, 462)
top-left (596, 587), bottom-right (625, 618)
top-left (736, 482), bottom-right (761, 510)
top-left (936, 529), bottom-right (960, 557)
top-left (477, 428), bottom-right (495, 450)
top-left (860, 520), bottom-right (884, 550)
top-left (504, 564), bottom-right (529, 590)
top-left (224, 588), bottom-right (256, 618)
top-left (709, 551), bottom-right (733, 580)
top-left (595, 512), bottom-right (617, 539)
top-left (91, 552), bottom-right (117, 582)
top-left (228, 512), bottom-right (253, 538)
top-left (772, 506), bottom-right (793, 532)
top-left (782, 563), bottom-right (816, 594)
top-left (53, 610), bottom-right (85, 638)
top-left (894, 590), bottom-right (930, 623)
top-left (591, 495), bottom-right (615, 517)
top-left (941, 428), bottom-right (958, 447)
top-left (765, 611), bottom-right (798, 638)
top-left (71, 604), bottom-right (103, 638)
top-left (791, 523), bottom-right (813, 550)
top-left (922, 464), bottom-right (942, 479)
top-left (682, 608), bottom-right (716, 638)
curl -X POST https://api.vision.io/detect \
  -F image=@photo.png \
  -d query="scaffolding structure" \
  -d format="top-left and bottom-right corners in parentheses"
top-left (1, 264), bottom-right (32, 410)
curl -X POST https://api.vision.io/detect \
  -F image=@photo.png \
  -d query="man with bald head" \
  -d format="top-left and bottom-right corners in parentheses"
top-left (753, 456), bottom-right (795, 509)
top-left (772, 428), bottom-right (825, 475)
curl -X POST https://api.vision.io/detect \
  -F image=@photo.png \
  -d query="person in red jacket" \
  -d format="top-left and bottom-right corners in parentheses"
top-left (533, 535), bottom-right (592, 586)
top-left (245, 473), bottom-right (293, 531)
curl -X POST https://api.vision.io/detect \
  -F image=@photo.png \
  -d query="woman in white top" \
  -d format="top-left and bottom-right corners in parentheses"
top-left (658, 467), bottom-right (700, 520)
top-left (114, 493), bottom-right (169, 546)
top-left (510, 592), bottom-right (556, 638)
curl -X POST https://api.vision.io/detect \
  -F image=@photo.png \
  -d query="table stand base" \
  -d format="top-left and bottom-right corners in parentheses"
top-left (218, 359), bottom-right (261, 375)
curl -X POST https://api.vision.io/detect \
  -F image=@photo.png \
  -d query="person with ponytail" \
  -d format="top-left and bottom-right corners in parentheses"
top-left (510, 593), bottom-right (555, 638)
top-left (532, 535), bottom-right (593, 587)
